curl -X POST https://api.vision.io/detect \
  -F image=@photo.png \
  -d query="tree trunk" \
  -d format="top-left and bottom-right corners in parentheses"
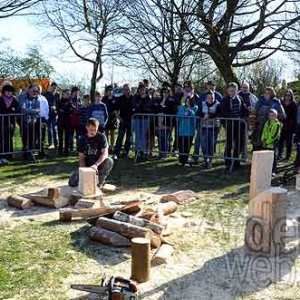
top-left (96, 217), bottom-right (153, 240)
top-left (90, 61), bottom-right (99, 103)
top-left (89, 226), bottom-right (131, 247)
top-left (113, 211), bottom-right (164, 235)
top-left (211, 56), bottom-right (240, 86)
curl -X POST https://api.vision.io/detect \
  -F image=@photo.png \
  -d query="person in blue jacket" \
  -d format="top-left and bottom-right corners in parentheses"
top-left (177, 97), bottom-right (198, 166)
top-left (89, 91), bottom-right (108, 133)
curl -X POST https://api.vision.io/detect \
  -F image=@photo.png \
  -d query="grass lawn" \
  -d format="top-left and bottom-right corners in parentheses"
top-left (1, 152), bottom-right (298, 300)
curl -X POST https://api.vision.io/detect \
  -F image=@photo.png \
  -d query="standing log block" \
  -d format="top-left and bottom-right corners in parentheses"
top-left (158, 201), bottom-right (178, 216)
top-left (161, 190), bottom-right (198, 205)
top-left (113, 211), bottom-right (164, 235)
top-left (7, 195), bottom-right (34, 210)
top-left (131, 238), bottom-right (150, 283)
top-left (88, 226), bottom-right (131, 247)
top-left (47, 188), bottom-right (61, 199)
top-left (96, 217), bottom-right (153, 240)
top-left (152, 244), bottom-right (174, 265)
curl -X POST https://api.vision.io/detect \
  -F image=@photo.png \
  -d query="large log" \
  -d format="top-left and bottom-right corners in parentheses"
top-left (60, 207), bottom-right (116, 222)
top-left (161, 190), bottom-right (198, 205)
top-left (47, 188), bottom-right (61, 199)
top-left (152, 244), bottom-right (174, 265)
top-left (113, 211), bottom-right (164, 235)
top-left (88, 226), bottom-right (131, 247)
top-left (158, 201), bottom-right (178, 216)
top-left (131, 238), bottom-right (150, 283)
top-left (96, 217), bottom-right (153, 240)
top-left (7, 195), bottom-right (34, 210)
top-left (30, 194), bottom-right (69, 208)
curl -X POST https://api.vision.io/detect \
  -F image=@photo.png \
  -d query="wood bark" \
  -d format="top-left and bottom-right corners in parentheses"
top-left (152, 244), bottom-right (174, 265)
top-left (131, 237), bottom-right (150, 283)
top-left (96, 217), bottom-right (153, 240)
top-left (113, 211), bottom-right (163, 235)
top-left (88, 226), bottom-right (131, 247)
top-left (161, 190), bottom-right (198, 205)
top-left (7, 195), bottom-right (34, 210)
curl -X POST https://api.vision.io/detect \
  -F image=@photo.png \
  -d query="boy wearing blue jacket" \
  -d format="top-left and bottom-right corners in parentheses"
top-left (89, 91), bottom-right (108, 133)
top-left (177, 97), bottom-right (198, 166)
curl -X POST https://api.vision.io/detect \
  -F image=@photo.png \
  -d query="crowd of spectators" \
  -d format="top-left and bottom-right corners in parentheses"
top-left (0, 78), bottom-right (299, 175)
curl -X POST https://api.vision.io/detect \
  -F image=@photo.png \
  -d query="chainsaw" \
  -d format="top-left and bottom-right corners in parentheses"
top-left (71, 275), bottom-right (139, 300)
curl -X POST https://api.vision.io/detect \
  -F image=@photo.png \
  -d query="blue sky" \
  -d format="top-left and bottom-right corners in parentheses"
top-left (0, 15), bottom-right (296, 87)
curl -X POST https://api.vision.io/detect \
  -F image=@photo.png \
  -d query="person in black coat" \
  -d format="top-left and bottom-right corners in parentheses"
top-left (0, 84), bottom-right (20, 160)
top-left (221, 82), bottom-right (248, 171)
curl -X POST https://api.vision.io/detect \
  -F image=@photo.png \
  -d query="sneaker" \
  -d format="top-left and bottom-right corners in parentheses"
top-left (272, 173), bottom-right (277, 177)
top-left (207, 162), bottom-right (213, 169)
top-left (48, 144), bottom-right (55, 150)
top-left (113, 154), bottom-right (118, 161)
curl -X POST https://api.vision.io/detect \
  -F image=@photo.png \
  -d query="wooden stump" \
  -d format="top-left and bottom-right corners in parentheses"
top-left (78, 167), bottom-right (97, 196)
top-left (88, 227), bottom-right (131, 247)
top-left (131, 237), bottom-right (150, 283)
top-left (96, 217), bottom-right (153, 240)
top-left (7, 195), bottom-right (34, 210)
top-left (47, 188), bottom-right (61, 199)
top-left (152, 244), bottom-right (174, 265)
top-left (113, 211), bottom-right (164, 235)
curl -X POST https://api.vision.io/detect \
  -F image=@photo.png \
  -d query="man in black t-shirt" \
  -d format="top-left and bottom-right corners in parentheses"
top-left (68, 118), bottom-right (114, 188)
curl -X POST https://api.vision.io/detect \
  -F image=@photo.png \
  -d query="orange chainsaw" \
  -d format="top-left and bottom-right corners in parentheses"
top-left (71, 275), bottom-right (139, 300)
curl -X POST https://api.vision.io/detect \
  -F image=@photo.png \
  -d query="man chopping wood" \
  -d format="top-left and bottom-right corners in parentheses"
top-left (68, 118), bottom-right (114, 188)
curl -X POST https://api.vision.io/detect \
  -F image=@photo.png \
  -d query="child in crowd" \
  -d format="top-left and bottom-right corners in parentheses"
top-left (197, 90), bottom-right (221, 169)
top-left (261, 109), bottom-right (283, 175)
top-left (57, 89), bottom-right (71, 155)
top-left (78, 94), bottom-right (91, 139)
top-left (102, 85), bottom-right (118, 152)
top-left (68, 118), bottom-right (114, 188)
top-left (177, 97), bottom-right (198, 166)
top-left (89, 91), bottom-right (108, 133)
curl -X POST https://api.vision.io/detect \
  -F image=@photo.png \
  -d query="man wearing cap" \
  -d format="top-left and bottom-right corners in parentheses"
top-left (43, 82), bottom-right (59, 149)
top-left (198, 81), bottom-right (223, 105)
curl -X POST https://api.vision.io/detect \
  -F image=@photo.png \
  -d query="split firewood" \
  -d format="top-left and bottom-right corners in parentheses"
top-left (158, 201), bottom-right (178, 216)
top-left (30, 194), bottom-right (69, 209)
top-left (88, 226), bottom-right (131, 247)
top-left (60, 207), bottom-right (115, 222)
top-left (96, 217), bottom-right (153, 240)
top-left (151, 233), bottom-right (162, 249)
top-left (101, 184), bottom-right (116, 193)
top-left (7, 195), bottom-right (34, 210)
top-left (74, 199), bottom-right (104, 209)
top-left (152, 244), bottom-right (174, 265)
top-left (161, 190), bottom-right (199, 205)
top-left (47, 188), bottom-right (61, 199)
top-left (113, 211), bottom-right (164, 235)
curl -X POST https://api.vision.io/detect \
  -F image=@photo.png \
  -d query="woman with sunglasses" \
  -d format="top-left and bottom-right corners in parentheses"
top-left (18, 85), bottom-right (41, 162)
top-left (278, 89), bottom-right (297, 161)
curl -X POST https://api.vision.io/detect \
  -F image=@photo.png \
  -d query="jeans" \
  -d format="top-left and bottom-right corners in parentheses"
top-left (201, 128), bottom-right (218, 162)
top-left (278, 129), bottom-right (293, 158)
top-left (178, 136), bottom-right (193, 164)
top-left (156, 129), bottom-right (170, 158)
top-left (68, 157), bottom-right (114, 187)
top-left (58, 121), bottom-right (70, 154)
top-left (133, 119), bottom-right (149, 152)
top-left (114, 121), bottom-right (132, 156)
top-left (193, 121), bottom-right (202, 161)
top-left (48, 116), bottom-right (58, 146)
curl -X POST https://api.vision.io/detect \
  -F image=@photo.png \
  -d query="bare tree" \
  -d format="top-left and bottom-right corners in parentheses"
top-left (151, 0), bottom-right (300, 85)
top-left (120, 0), bottom-right (210, 88)
top-left (0, 0), bottom-right (42, 18)
top-left (39, 0), bottom-right (126, 99)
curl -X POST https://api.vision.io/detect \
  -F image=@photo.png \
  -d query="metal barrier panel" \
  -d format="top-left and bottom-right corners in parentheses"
top-left (131, 114), bottom-right (249, 167)
top-left (0, 113), bottom-right (42, 157)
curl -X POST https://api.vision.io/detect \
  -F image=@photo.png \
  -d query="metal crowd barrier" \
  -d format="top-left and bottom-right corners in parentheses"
top-left (0, 113), bottom-right (42, 161)
top-left (131, 113), bottom-right (249, 171)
